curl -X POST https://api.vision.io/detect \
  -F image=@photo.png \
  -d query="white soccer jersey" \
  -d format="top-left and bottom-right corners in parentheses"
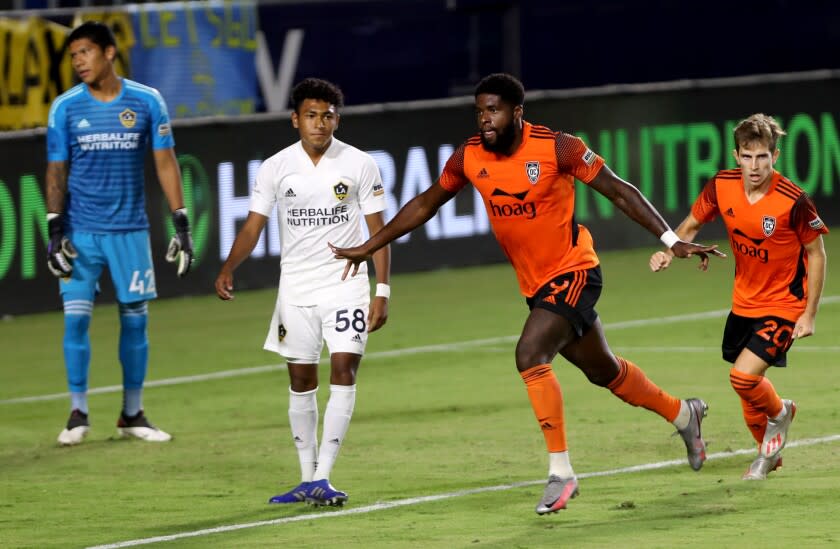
top-left (250, 137), bottom-right (386, 305)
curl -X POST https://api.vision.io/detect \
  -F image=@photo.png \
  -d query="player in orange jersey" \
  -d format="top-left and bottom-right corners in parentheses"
top-left (331, 73), bottom-right (725, 515)
top-left (650, 113), bottom-right (828, 480)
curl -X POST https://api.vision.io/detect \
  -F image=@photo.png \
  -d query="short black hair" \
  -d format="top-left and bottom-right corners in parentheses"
top-left (474, 73), bottom-right (525, 106)
top-left (291, 78), bottom-right (344, 112)
top-left (68, 21), bottom-right (117, 51)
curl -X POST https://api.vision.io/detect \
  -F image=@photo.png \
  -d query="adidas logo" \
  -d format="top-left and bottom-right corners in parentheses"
top-left (540, 421), bottom-right (555, 430)
top-left (725, 207), bottom-right (735, 217)
top-left (329, 438), bottom-right (341, 444)
top-left (285, 188), bottom-right (296, 198)
top-left (293, 436), bottom-right (302, 442)
top-left (351, 334), bottom-right (363, 343)
top-left (477, 168), bottom-right (489, 178)
top-left (77, 118), bottom-right (90, 128)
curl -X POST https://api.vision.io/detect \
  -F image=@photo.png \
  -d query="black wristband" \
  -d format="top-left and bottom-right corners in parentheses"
top-left (48, 214), bottom-right (64, 237)
top-left (172, 208), bottom-right (190, 231)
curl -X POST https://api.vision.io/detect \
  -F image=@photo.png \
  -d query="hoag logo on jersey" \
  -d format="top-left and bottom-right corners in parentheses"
top-left (732, 229), bottom-right (768, 263)
top-left (333, 181), bottom-right (349, 200)
top-left (488, 188), bottom-right (537, 219)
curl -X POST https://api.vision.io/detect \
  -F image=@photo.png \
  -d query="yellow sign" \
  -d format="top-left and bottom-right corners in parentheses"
top-left (0, 13), bottom-right (135, 131)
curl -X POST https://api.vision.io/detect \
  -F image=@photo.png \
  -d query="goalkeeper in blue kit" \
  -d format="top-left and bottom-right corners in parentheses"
top-left (45, 21), bottom-right (193, 445)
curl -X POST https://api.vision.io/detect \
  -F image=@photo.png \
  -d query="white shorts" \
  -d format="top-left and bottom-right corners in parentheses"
top-left (263, 296), bottom-right (370, 363)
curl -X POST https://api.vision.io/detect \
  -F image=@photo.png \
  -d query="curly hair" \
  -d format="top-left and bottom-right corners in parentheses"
top-left (474, 73), bottom-right (525, 106)
top-left (291, 78), bottom-right (345, 112)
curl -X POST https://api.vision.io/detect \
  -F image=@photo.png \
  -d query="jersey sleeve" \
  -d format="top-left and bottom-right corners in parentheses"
top-left (437, 143), bottom-right (470, 192)
top-left (249, 158), bottom-right (278, 217)
top-left (46, 100), bottom-right (69, 162)
top-left (690, 178), bottom-right (720, 223)
top-left (357, 153), bottom-right (386, 215)
top-left (554, 133), bottom-right (605, 184)
top-left (790, 193), bottom-right (829, 244)
top-left (147, 88), bottom-right (175, 150)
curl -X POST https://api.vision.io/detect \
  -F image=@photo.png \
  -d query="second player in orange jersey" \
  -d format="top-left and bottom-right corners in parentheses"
top-left (332, 73), bottom-right (724, 515)
top-left (650, 113), bottom-right (828, 480)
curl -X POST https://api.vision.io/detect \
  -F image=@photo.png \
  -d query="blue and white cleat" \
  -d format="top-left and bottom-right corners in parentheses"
top-left (268, 482), bottom-right (312, 504)
top-left (306, 479), bottom-right (349, 507)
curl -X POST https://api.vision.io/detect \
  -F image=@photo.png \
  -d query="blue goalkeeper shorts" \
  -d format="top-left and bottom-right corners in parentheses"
top-left (58, 230), bottom-right (158, 303)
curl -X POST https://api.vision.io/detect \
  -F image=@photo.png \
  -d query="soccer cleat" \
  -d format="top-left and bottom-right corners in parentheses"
top-left (57, 409), bottom-right (90, 446)
top-left (742, 454), bottom-right (783, 480)
top-left (268, 482), bottom-right (312, 504)
top-left (306, 479), bottom-right (348, 507)
top-left (535, 475), bottom-right (579, 515)
top-left (117, 410), bottom-right (172, 442)
top-left (676, 398), bottom-right (708, 471)
top-left (761, 399), bottom-right (796, 458)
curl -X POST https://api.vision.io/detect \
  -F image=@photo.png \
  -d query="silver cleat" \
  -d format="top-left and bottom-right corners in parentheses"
top-left (535, 475), bottom-right (579, 515)
top-left (676, 398), bottom-right (708, 471)
top-left (762, 399), bottom-right (796, 458)
top-left (743, 453), bottom-right (783, 480)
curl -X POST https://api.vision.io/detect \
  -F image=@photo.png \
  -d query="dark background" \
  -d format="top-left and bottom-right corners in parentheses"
top-left (2, 0), bottom-right (839, 106)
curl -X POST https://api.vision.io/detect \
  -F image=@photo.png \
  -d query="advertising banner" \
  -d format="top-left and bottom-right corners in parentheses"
top-left (123, 0), bottom-right (260, 119)
top-left (0, 17), bottom-right (75, 131)
top-left (1, 77), bottom-right (838, 315)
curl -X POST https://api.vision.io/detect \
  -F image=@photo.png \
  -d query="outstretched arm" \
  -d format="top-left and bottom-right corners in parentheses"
top-left (330, 181), bottom-right (457, 279)
top-left (364, 211), bottom-right (391, 333)
top-left (588, 165), bottom-right (724, 267)
top-left (215, 211), bottom-right (269, 300)
top-left (794, 235), bottom-right (826, 339)
top-left (649, 213), bottom-right (707, 272)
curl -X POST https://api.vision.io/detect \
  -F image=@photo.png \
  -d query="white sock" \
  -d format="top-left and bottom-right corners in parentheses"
top-left (313, 384), bottom-right (356, 482)
top-left (288, 387), bottom-right (318, 482)
top-left (772, 402), bottom-right (788, 422)
top-left (672, 400), bottom-right (691, 430)
top-left (549, 451), bottom-right (575, 478)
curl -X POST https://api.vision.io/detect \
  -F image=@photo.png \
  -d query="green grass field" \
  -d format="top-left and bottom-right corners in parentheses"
top-left (2, 236), bottom-right (839, 549)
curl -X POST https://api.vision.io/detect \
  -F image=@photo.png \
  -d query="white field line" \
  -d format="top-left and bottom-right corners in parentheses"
top-left (86, 433), bottom-right (840, 549)
top-left (4, 297), bottom-right (839, 406)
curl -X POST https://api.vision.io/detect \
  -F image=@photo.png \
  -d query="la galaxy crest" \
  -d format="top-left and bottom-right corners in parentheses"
top-left (333, 181), bottom-right (349, 201)
top-left (525, 161), bottom-right (540, 184)
top-left (119, 108), bottom-right (137, 128)
top-left (762, 215), bottom-right (776, 237)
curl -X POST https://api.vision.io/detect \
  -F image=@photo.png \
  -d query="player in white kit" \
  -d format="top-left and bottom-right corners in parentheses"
top-left (215, 78), bottom-right (391, 506)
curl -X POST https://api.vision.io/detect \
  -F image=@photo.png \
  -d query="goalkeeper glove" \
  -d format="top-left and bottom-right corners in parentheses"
top-left (165, 208), bottom-right (194, 277)
top-left (46, 213), bottom-right (77, 278)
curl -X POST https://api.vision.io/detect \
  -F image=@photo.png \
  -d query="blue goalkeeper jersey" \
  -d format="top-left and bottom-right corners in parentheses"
top-left (46, 78), bottom-right (175, 233)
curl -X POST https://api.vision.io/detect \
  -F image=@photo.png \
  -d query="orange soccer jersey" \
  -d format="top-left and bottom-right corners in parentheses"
top-left (691, 169), bottom-right (828, 321)
top-left (438, 122), bottom-right (605, 297)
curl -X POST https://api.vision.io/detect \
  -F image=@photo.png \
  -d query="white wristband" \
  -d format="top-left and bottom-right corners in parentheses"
top-left (375, 283), bottom-right (391, 299)
top-left (47, 212), bottom-right (61, 221)
top-left (660, 230), bottom-right (680, 249)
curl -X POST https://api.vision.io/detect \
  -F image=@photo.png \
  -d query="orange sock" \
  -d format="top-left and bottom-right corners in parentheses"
top-left (521, 364), bottom-right (567, 452)
top-left (729, 367), bottom-right (783, 421)
top-left (607, 357), bottom-right (681, 422)
top-left (739, 397), bottom-right (767, 445)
